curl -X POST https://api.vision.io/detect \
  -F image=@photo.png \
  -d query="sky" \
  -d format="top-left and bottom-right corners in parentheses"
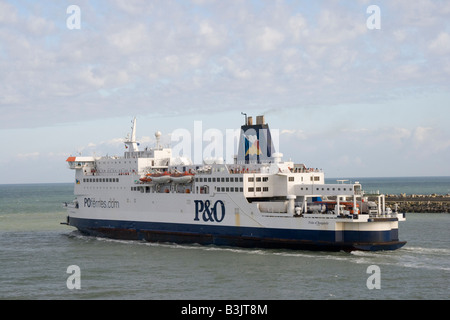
top-left (0, 0), bottom-right (449, 184)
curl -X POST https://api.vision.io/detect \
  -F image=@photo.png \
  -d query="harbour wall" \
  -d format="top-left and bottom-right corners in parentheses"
top-left (385, 194), bottom-right (450, 213)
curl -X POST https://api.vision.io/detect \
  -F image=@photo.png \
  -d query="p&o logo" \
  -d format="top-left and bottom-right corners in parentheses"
top-left (194, 200), bottom-right (225, 223)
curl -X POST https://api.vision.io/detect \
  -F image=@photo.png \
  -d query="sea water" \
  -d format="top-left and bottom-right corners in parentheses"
top-left (0, 179), bottom-right (449, 300)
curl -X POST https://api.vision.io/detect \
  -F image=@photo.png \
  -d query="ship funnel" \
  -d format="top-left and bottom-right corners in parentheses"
top-left (237, 114), bottom-right (276, 164)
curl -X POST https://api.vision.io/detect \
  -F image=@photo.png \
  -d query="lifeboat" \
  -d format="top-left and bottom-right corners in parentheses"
top-left (150, 172), bottom-right (171, 184)
top-left (171, 171), bottom-right (194, 184)
top-left (139, 174), bottom-right (152, 183)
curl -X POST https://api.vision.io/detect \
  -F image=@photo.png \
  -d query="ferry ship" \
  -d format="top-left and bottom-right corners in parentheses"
top-left (64, 115), bottom-right (406, 251)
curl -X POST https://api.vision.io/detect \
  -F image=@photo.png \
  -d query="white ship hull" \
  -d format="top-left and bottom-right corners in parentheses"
top-left (66, 177), bottom-right (405, 252)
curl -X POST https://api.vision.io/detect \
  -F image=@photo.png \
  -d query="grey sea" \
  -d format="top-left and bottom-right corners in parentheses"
top-left (0, 177), bottom-right (449, 301)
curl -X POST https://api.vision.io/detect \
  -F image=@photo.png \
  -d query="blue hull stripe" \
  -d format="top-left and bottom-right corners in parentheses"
top-left (68, 217), bottom-right (406, 252)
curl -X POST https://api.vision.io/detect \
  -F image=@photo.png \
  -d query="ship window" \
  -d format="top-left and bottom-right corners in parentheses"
top-left (256, 177), bottom-right (261, 182)
top-left (248, 177), bottom-right (254, 182)
top-left (212, 178), bottom-right (216, 182)
top-left (263, 177), bottom-right (268, 182)
top-left (256, 187), bottom-right (261, 192)
top-left (240, 177), bottom-right (243, 182)
top-left (230, 177), bottom-right (234, 182)
top-left (314, 176), bottom-right (320, 181)
top-left (230, 187), bottom-right (234, 192)
top-left (208, 178), bottom-right (211, 182)
top-left (263, 187), bottom-right (269, 192)
top-left (199, 178), bottom-right (203, 182)
top-left (221, 178), bottom-right (225, 182)
top-left (289, 177), bottom-right (294, 182)
top-left (248, 187), bottom-right (254, 192)
top-left (226, 187), bottom-right (229, 192)
top-left (226, 178), bottom-right (229, 182)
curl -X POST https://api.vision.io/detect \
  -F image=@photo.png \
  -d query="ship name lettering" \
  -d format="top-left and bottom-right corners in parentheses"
top-left (307, 220), bottom-right (329, 226)
top-left (194, 200), bottom-right (225, 223)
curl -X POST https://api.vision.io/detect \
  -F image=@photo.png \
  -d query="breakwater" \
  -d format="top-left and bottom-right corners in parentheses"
top-left (385, 194), bottom-right (450, 213)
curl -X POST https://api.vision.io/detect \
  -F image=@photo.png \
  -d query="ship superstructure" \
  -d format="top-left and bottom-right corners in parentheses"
top-left (64, 115), bottom-right (406, 251)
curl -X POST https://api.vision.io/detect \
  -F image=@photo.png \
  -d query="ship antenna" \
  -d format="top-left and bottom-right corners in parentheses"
top-left (124, 117), bottom-right (139, 152)
top-left (155, 131), bottom-right (162, 149)
top-left (241, 112), bottom-right (247, 125)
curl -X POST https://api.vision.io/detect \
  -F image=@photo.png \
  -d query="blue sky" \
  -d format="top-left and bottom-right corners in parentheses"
top-left (0, 0), bottom-right (449, 183)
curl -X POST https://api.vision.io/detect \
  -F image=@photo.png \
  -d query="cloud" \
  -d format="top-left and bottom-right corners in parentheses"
top-left (254, 27), bottom-right (285, 51)
top-left (0, 0), bottom-right (449, 132)
top-left (15, 152), bottom-right (40, 160)
top-left (429, 32), bottom-right (450, 55)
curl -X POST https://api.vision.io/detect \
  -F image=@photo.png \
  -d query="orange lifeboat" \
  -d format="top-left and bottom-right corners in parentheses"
top-left (151, 171), bottom-right (171, 184)
top-left (171, 171), bottom-right (194, 184)
top-left (139, 173), bottom-right (152, 183)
